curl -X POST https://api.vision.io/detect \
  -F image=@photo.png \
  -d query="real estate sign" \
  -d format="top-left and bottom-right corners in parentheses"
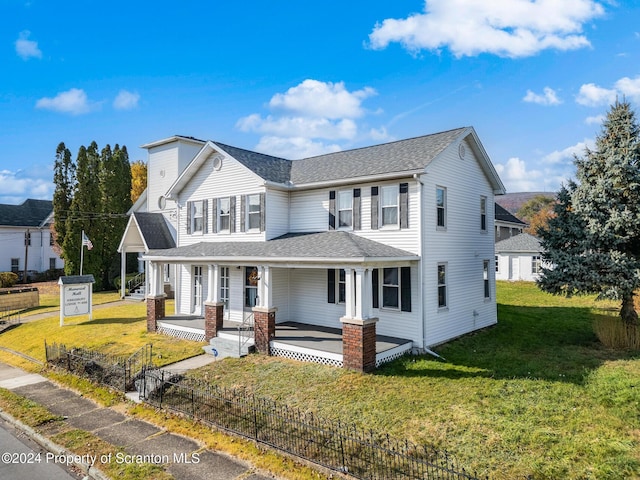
top-left (58, 275), bottom-right (95, 326)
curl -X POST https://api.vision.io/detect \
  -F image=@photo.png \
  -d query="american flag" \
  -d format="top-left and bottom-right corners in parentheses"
top-left (82, 231), bottom-right (93, 250)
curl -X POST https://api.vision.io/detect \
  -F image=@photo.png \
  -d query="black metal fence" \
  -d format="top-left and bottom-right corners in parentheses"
top-left (139, 367), bottom-right (486, 480)
top-left (44, 342), bottom-right (153, 392)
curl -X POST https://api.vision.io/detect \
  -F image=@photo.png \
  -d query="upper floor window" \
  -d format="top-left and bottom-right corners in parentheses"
top-left (436, 187), bottom-right (447, 228)
top-left (480, 196), bottom-right (487, 231)
top-left (381, 185), bottom-right (399, 227)
top-left (247, 194), bottom-right (261, 231)
top-left (192, 200), bottom-right (204, 234)
top-left (49, 233), bottom-right (55, 246)
top-left (24, 232), bottom-right (31, 246)
top-left (338, 190), bottom-right (353, 229)
top-left (218, 197), bottom-right (230, 233)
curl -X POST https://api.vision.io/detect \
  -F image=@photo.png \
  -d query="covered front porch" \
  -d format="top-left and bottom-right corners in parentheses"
top-left (154, 315), bottom-right (412, 368)
top-left (144, 231), bottom-right (420, 372)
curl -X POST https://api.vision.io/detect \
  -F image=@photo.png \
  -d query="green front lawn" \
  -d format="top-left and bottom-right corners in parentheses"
top-left (186, 281), bottom-right (640, 480)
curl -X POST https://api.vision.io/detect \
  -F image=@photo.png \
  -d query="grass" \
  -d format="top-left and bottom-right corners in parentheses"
top-left (0, 300), bottom-right (203, 365)
top-left (185, 281), bottom-right (640, 480)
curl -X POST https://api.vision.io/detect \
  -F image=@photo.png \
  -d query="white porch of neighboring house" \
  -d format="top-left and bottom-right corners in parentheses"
top-left (143, 232), bottom-right (419, 372)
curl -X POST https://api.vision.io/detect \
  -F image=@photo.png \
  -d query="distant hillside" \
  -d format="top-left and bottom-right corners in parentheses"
top-left (496, 192), bottom-right (557, 215)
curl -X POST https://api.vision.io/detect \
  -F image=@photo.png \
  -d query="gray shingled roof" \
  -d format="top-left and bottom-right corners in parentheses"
top-left (0, 199), bottom-right (52, 227)
top-left (213, 128), bottom-right (466, 185)
top-left (289, 128), bottom-right (467, 184)
top-left (133, 212), bottom-right (176, 249)
top-left (495, 233), bottom-right (542, 253)
top-left (145, 231), bottom-right (418, 262)
top-left (495, 203), bottom-right (527, 226)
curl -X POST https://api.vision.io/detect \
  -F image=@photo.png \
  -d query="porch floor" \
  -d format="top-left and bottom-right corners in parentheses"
top-left (156, 316), bottom-right (413, 367)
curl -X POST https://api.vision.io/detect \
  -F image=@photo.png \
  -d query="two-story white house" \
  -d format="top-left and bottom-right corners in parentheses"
top-left (119, 127), bottom-right (505, 371)
top-left (0, 199), bottom-right (64, 280)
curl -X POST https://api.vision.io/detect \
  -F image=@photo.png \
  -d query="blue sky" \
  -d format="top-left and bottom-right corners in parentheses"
top-left (2, 0), bottom-right (640, 204)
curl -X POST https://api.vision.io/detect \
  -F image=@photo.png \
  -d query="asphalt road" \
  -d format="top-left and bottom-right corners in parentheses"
top-left (0, 417), bottom-right (84, 480)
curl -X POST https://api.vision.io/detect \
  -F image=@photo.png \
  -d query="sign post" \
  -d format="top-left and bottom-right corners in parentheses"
top-left (58, 275), bottom-right (95, 326)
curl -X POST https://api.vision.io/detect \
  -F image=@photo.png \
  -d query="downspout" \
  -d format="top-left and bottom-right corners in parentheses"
top-left (413, 173), bottom-right (426, 352)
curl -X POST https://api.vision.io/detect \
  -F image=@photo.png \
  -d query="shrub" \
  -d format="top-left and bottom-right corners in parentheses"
top-left (594, 315), bottom-right (640, 350)
top-left (0, 272), bottom-right (19, 288)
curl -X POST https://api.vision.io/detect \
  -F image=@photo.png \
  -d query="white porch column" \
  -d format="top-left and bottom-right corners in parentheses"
top-left (120, 248), bottom-right (126, 299)
top-left (148, 262), bottom-right (156, 296)
top-left (206, 264), bottom-right (219, 303)
top-left (354, 267), bottom-right (364, 320)
top-left (344, 267), bottom-right (354, 318)
top-left (262, 266), bottom-right (272, 308)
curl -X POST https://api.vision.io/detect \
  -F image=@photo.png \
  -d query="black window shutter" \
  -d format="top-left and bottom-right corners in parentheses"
top-left (203, 199), bottom-right (209, 234)
top-left (400, 183), bottom-right (409, 229)
top-left (212, 198), bottom-right (218, 233)
top-left (240, 195), bottom-right (246, 232)
top-left (353, 188), bottom-right (361, 230)
top-left (327, 269), bottom-right (336, 303)
top-left (401, 266), bottom-right (412, 312)
top-left (372, 268), bottom-right (379, 308)
top-left (230, 196), bottom-right (236, 232)
top-left (186, 201), bottom-right (192, 234)
top-left (329, 190), bottom-right (336, 230)
top-left (260, 192), bottom-right (266, 232)
top-left (371, 186), bottom-right (379, 230)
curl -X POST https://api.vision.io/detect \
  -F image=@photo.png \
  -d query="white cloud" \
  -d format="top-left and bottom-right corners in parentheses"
top-left (35, 88), bottom-right (93, 115)
top-left (0, 169), bottom-right (53, 202)
top-left (495, 157), bottom-right (545, 192)
top-left (585, 114), bottom-right (605, 125)
top-left (368, 0), bottom-right (605, 58)
top-left (542, 139), bottom-right (593, 164)
top-left (254, 136), bottom-right (341, 160)
top-left (576, 76), bottom-right (640, 106)
top-left (237, 79), bottom-right (382, 159)
top-left (15, 30), bottom-right (42, 60)
top-left (576, 83), bottom-right (617, 106)
top-left (523, 87), bottom-right (562, 105)
top-left (269, 80), bottom-right (376, 119)
top-left (113, 90), bottom-right (140, 110)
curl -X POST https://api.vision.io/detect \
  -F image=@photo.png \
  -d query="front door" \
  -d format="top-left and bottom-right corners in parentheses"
top-left (244, 266), bottom-right (258, 310)
top-left (192, 266), bottom-right (203, 315)
top-left (509, 256), bottom-right (520, 281)
top-left (220, 267), bottom-right (230, 319)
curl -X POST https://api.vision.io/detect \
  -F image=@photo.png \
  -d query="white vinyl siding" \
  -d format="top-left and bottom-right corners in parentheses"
top-left (420, 137), bottom-right (497, 346)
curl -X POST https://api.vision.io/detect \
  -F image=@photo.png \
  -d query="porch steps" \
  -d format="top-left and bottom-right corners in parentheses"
top-left (203, 336), bottom-right (252, 359)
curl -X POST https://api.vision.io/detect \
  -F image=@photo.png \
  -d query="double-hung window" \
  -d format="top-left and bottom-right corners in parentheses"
top-left (192, 200), bottom-right (204, 234)
top-left (381, 185), bottom-right (399, 227)
top-left (338, 191), bottom-right (353, 229)
top-left (437, 263), bottom-right (447, 308)
top-left (480, 196), bottom-right (487, 231)
top-left (247, 194), bottom-right (261, 231)
top-left (382, 267), bottom-right (400, 309)
top-left (532, 255), bottom-right (542, 274)
top-left (11, 258), bottom-right (19, 273)
top-left (436, 187), bottom-right (446, 228)
top-left (218, 197), bottom-right (230, 232)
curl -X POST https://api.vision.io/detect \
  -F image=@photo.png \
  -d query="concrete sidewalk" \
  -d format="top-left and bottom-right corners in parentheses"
top-left (0, 362), bottom-right (276, 480)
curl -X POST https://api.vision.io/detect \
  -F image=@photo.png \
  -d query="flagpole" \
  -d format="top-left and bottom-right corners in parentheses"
top-left (80, 230), bottom-right (84, 276)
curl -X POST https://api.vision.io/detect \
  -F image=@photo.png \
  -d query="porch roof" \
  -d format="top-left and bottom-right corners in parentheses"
top-left (143, 231), bottom-right (419, 265)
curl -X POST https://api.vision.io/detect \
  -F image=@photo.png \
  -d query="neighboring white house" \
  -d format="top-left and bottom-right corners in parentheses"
top-left (0, 199), bottom-right (64, 280)
top-left (119, 127), bottom-right (506, 371)
top-left (495, 233), bottom-right (543, 281)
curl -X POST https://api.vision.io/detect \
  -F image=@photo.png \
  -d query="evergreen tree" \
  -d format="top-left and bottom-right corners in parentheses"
top-left (52, 142), bottom-right (75, 257)
top-left (62, 142), bottom-right (102, 282)
top-left (538, 100), bottom-right (640, 325)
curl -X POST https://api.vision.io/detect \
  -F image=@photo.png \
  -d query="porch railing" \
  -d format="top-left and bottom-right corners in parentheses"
top-left (238, 311), bottom-right (254, 357)
top-left (127, 272), bottom-right (145, 295)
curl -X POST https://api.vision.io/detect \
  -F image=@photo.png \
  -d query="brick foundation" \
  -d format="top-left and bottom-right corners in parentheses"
top-left (341, 317), bottom-right (378, 373)
top-left (253, 307), bottom-right (277, 354)
top-left (204, 302), bottom-right (225, 341)
top-left (146, 295), bottom-right (166, 333)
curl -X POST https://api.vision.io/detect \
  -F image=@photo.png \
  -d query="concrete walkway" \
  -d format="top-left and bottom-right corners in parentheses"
top-left (0, 362), bottom-right (275, 480)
